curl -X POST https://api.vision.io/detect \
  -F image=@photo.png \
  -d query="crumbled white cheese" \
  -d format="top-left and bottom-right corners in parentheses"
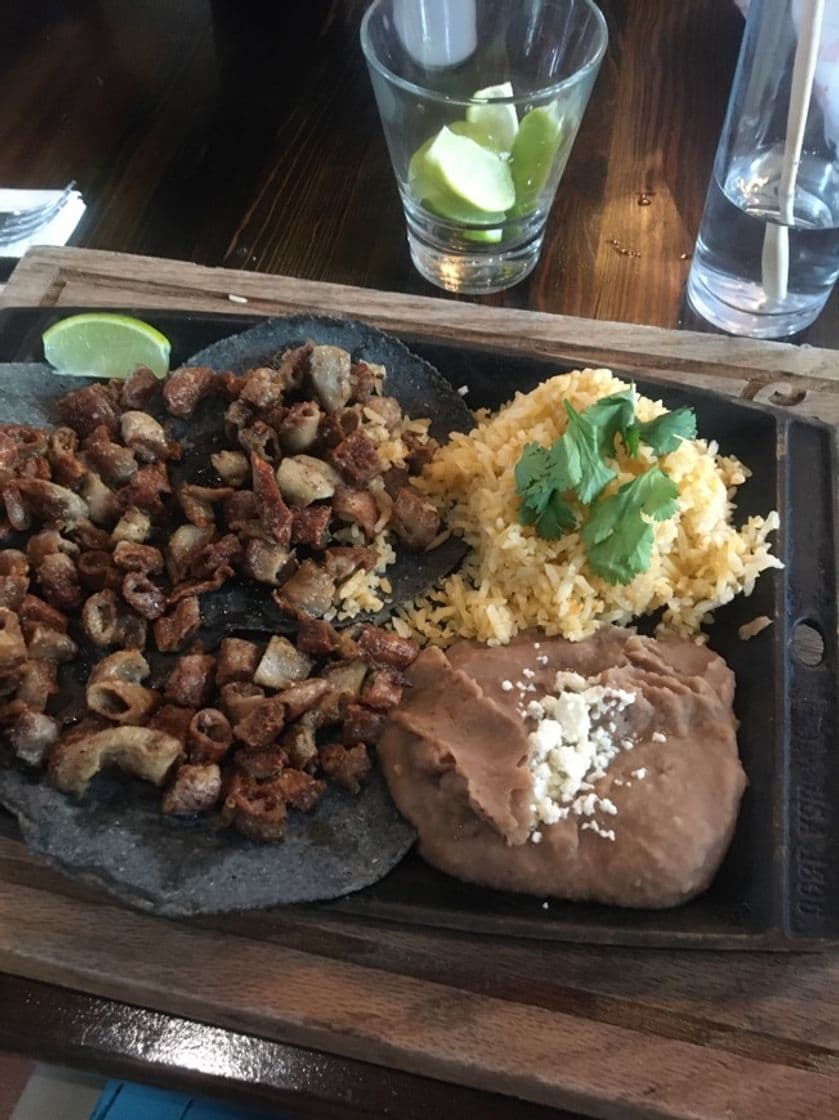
top-left (533, 642), bottom-right (541, 649)
top-left (522, 667), bottom-right (535, 679)
top-left (631, 767), bottom-right (647, 780)
top-left (651, 731), bottom-right (666, 743)
top-left (501, 680), bottom-right (513, 692)
top-left (536, 655), bottom-right (549, 666)
top-left (527, 674), bottom-right (637, 843)
top-left (531, 831), bottom-right (542, 844)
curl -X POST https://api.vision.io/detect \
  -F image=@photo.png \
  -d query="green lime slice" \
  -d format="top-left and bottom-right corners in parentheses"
top-left (424, 126), bottom-right (515, 213)
top-left (465, 81), bottom-right (519, 154)
top-left (42, 313), bottom-right (171, 380)
top-left (510, 106), bottom-right (565, 209)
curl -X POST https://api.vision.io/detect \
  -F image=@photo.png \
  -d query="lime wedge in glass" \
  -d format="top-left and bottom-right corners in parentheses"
top-left (42, 313), bottom-right (171, 379)
top-left (423, 126), bottom-right (516, 213)
top-left (510, 106), bottom-right (565, 209)
top-left (465, 81), bottom-right (519, 154)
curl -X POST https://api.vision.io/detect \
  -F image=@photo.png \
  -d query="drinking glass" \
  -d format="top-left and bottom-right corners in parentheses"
top-left (360, 0), bottom-right (608, 294)
top-left (687, 0), bottom-right (839, 338)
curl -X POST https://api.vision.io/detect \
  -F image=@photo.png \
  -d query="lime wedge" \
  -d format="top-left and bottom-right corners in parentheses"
top-left (424, 126), bottom-right (515, 213)
top-left (510, 106), bottom-right (565, 208)
top-left (42, 313), bottom-right (171, 380)
top-left (465, 81), bottom-right (519, 154)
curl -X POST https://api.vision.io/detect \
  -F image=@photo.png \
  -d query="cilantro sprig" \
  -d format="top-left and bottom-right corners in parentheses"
top-left (515, 390), bottom-right (696, 585)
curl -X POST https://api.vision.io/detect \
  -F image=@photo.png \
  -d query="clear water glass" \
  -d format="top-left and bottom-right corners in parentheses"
top-left (687, 0), bottom-right (839, 338)
top-left (361, 0), bottom-right (607, 295)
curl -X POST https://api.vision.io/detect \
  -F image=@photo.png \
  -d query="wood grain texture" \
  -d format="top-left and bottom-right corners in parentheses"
top-left (4, 246), bottom-right (839, 425)
top-left (0, 840), bottom-right (837, 1119)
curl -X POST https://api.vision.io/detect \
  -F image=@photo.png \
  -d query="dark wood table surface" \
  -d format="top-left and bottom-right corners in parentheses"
top-left (0, 2), bottom-right (837, 1117)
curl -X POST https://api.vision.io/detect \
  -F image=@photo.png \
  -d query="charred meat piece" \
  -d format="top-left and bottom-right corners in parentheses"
top-left (57, 383), bottom-right (121, 439)
top-left (317, 407), bottom-right (360, 451)
top-left (6, 710), bottom-right (59, 768)
top-left (77, 550), bottom-right (119, 592)
top-left (121, 572), bottom-right (167, 620)
top-left (363, 396), bottom-right (402, 431)
top-left (153, 596), bottom-right (201, 653)
top-left (192, 533), bottom-right (243, 580)
top-left (163, 366), bottom-right (217, 418)
top-left (238, 420), bottom-right (281, 463)
top-left (361, 668), bottom-right (405, 711)
top-left (113, 540), bottom-right (164, 575)
top-left (348, 360), bottom-right (378, 402)
top-left (119, 366), bottom-right (161, 410)
top-left (164, 653), bottom-right (216, 709)
top-left (47, 427), bottom-right (86, 490)
top-left (0, 608), bottom-right (26, 668)
top-left (276, 768), bottom-right (325, 812)
top-left (15, 479), bottom-right (89, 527)
top-left (290, 506), bottom-right (331, 550)
top-left (16, 659), bottom-right (59, 712)
top-left (323, 546), bottom-right (377, 583)
top-left (330, 430), bottom-right (381, 485)
top-left (403, 430), bottom-right (439, 472)
top-left (35, 552), bottom-right (81, 612)
top-left (216, 638), bottom-right (261, 686)
top-left (239, 367), bottom-right (288, 411)
top-left (234, 743), bottom-right (289, 782)
top-left (219, 681), bottom-right (265, 724)
top-left (341, 703), bottom-right (387, 746)
top-left (273, 342), bottom-right (312, 394)
top-left (162, 762), bottom-right (222, 815)
top-left (282, 721), bottom-right (318, 771)
top-left (321, 659), bottom-right (368, 698)
top-left (251, 454), bottom-right (292, 546)
top-left (116, 462), bottom-right (172, 516)
top-left (222, 772), bottom-right (288, 842)
top-left (332, 486), bottom-right (379, 539)
top-left (390, 486), bottom-right (441, 550)
top-left (357, 624), bottom-right (419, 669)
top-left (148, 704), bottom-right (196, 744)
top-left (275, 559), bottom-right (335, 618)
top-left (188, 708), bottom-right (233, 764)
top-left (233, 696), bottom-right (286, 750)
top-left (166, 523), bottom-right (215, 584)
top-left (309, 344), bottom-right (351, 413)
top-left (278, 401), bottom-right (322, 453)
top-left (296, 615), bottom-right (343, 657)
top-left (111, 506), bottom-right (152, 544)
top-left (319, 742), bottom-right (371, 794)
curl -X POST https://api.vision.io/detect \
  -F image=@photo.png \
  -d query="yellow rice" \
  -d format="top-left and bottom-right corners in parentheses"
top-left (393, 369), bottom-right (783, 646)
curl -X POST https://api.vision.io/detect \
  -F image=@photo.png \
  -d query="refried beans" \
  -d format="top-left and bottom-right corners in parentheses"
top-left (378, 627), bottom-right (746, 909)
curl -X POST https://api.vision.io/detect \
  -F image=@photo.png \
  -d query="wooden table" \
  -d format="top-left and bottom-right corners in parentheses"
top-left (0, 2), bottom-right (838, 1118)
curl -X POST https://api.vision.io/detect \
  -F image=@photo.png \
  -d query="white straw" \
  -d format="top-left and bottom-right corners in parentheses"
top-left (762, 0), bottom-right (825, 305)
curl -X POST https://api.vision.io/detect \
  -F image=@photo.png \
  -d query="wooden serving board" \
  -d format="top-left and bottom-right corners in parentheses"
top-left (1, 246), bottom-right (838, 1120)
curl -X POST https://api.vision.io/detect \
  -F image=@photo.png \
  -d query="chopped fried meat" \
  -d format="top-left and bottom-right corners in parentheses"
top-left (218, 681), bottom-right (265, 723)
top-left (323, 546), bottom-right (377, 583)
top-left (332, 486), bottom-right (378, 539)
top-left (361, 668), bottom-right (405, 711)
top-left (163, 366), bottom-right (217, 418)
top-left (238, 420), bottom-right (281, 463)
top-left (250, 453), bottom-right (292, 545)
top-left (276, 678), bottom-right (333, 721)
top-left (341, 704), bottom-right (387, 746)
top-left (278, 401), bottom-right (322, 453)
top-left (153, 596), bottom-right (201, 653)
top-left (233, 696), bottom-right (286, 749)
top-left (273, 342), bottom-right (312, 393)
top-left (282, 722), bottom-right (318, 771)
top-left (241, 538), bottom-right (294, 586)
top-left (276, 455), bottom-right (340, 507)
top-left (162, 762), bottom-right (222, 814)
top-left (390, 486), bottom-right (441, 550)
top-left (221, 773), bottom-right (288, 842)
top-left (348, 360), bottom-right (376, 402)
top-left (113, 540), bottom-right (164, 574)
top-left (26, 529), bottom-right (78, 568)
top-left (211, 449), bottom-right (249, 488)
top-left (116, 462), bottom-right (171, 516)
top-left (84, 425), bottom-right (138, 486)
top-left (18, 593), bottom-right (68, 633)
top-left (164, 654), bottom-right (215, 709)
top-left (277, 559), bottom-right (335, 617)
top-left (111, 506), bottom-right (152, 544)
top-left (296, 615), bottom-right (352, 658)
top-left (35, 552), bottom-right (81, 611)
top-left (47, 427), bottom-right (87, 489)
top-left (7, 709), bottom-right (59, 767)
top-left (317, 407), bottom-right (360, 450)
top-left (15, 478), bottom-right (89, 526)
top-left (309, 344), bottom-right (351, 413)
top-left (319, 742), bottom-right (371, 794)
top-left (234, 743), bottom-right (289, 781)
top-left (188, 708), bottom-right (233, 764)
top-left (0, 608), bottom-right (26, 667)
top-left (290, 505), bottom-right (331, 550)
top-left (166, 523), bottom-right (214, 583)
top-left (16, 660), bottom-right (59, 712)
top-left (216, 638), bottom-right (261, 686)
top-left (119, 366), bottom-right (161, 410)
top-left (57, 383), bottom-right (121, 439)
top-left (77, 550), bottom-right (119, 592)
top-left (275, 768), bottom-right (325, 812)
top-left (166, 565), bottom-right (233, 604)
top-left (239, 367), bottom-right (287, 411)
top-left (148, 703), bottom-right (195, 744)
top-left (122, 572), bottom-right (167, 619)
top-left (330, 429), bottom-right (381, 485)
top-left (192, 533), bottom-right (242, 579)
top-left (321, 659), bottom-right (368, 698)
top-left (403, 430), bottom-right (439, 472)
top-left (357, 624), bottom-right (419, 669)
top-left (363, 396), bottom-right (402, 431)
top-left (253, 635), bottom-right (312, 690)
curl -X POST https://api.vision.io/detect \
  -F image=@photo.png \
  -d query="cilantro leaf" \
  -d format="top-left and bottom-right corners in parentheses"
top-left (637, 407), bottom-right (697, 455)
top-left (584, 391), bottom-right (636, 458)
top-left (564, 402), bottom-right (615, 503)
top-left (536, 490), bottom-right (577, 538)
top-left (622, 422), bottom-right (640, 458)
top-left (582, 467), bottom-right (679, 585)
top-left (515, 443), bottom-right (553, 519)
